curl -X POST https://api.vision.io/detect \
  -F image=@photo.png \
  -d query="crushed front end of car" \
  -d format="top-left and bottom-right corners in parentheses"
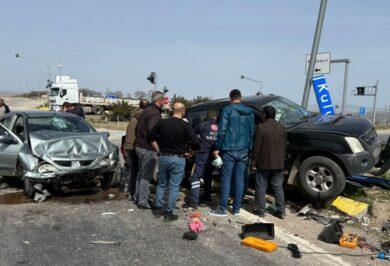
top-left (19, 130), bottom-right (119, 187)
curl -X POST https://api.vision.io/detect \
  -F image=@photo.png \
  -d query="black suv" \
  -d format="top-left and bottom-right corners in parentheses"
top-left (187, 95), bottom-right (381, 201)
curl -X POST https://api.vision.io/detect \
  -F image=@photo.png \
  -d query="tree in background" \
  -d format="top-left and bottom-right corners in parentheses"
top-left (79, 88), bottom-right (102, 97)
top-left (109, 101), bottom-right (136, 121)
top-left (171, 94), bottom-right (210, 107)
top-left (134, 90), bottom-right (147, 99)
top-left (114, 90), bottom-right (124, 98)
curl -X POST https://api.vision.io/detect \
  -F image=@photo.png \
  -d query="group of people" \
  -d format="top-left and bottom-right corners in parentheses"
top-left (123, 89), bottom-right (287, 222)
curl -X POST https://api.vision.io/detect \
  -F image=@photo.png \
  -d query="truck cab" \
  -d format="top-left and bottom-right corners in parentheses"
top-left (48, 76), bottom-right (79, 112)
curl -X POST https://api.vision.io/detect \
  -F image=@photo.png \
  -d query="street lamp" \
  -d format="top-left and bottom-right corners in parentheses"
top-left (15, 53), bottom-right (52, 79)
top-left (240, 75), bottom-right (263, 95)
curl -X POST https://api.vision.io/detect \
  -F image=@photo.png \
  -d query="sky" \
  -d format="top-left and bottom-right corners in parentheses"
top-left (0, 0), bottom-right (389, 110)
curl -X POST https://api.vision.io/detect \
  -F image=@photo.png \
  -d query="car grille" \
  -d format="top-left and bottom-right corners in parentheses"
top-left (362, 128), bottom-right (377, 145)
top-left (54, 160), bottom-right (94, 167)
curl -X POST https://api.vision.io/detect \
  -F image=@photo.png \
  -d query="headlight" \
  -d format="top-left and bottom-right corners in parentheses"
top-left (38, 164), bottom-right (57, 173)
top-left (345, 137), bottom-right (364, 154)
top-left (98, 158), bottom-right (111, 167)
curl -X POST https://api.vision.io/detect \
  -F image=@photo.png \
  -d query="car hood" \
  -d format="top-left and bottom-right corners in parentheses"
top-left (29, 130), bottom-right (112, 162)
top-left (293, 115), bottom-right (372, 137)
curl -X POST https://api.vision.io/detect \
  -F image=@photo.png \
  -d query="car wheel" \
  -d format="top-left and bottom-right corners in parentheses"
top-left (298, 156), bottom-right (346, 201)
top-left (24, 178), bottom-right (35, 198)
top-left (100, 173), bottom-right (113, 190)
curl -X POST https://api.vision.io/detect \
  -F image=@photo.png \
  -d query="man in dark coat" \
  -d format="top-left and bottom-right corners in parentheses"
top-left (251, 106), bottom-right (287, 219)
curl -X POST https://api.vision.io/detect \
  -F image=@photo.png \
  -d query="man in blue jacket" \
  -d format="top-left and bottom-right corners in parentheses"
top-left (210, 89), bottom-right (254, 217)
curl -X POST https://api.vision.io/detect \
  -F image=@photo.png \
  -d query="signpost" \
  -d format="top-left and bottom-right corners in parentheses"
top-left (359, 106), bottom-right (366, 118)
top-left (312, 75), bottom-right (335, 115)
top-left (305, 52), bottom-right (331, 74)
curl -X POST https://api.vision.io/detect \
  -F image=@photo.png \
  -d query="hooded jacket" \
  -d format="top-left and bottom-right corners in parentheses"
top-left (124, 109), bottom-right (142, 150)
top-left (216, 103), bottom-right (255, 151)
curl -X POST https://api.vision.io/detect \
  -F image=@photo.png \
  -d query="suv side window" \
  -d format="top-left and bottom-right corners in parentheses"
top-left (0, 116), bottom-right (13, 129)
top-left (188, 110), bottom-right (207, 129)
top-left (12, 116), bottom-right (25, 141)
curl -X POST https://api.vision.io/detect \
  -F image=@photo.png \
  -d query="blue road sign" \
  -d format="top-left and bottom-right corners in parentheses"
top-left (312, 75), bottom-right (335, 115)
top-left (359, 106), bottom-right (366, 117)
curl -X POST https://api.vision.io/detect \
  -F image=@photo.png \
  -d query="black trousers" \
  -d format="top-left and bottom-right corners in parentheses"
top-left (125, 149), bottom-right (139, 197)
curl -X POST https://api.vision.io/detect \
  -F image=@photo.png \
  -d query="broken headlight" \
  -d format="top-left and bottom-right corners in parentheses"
top-left (345, 137), bottom-right (364, 154)
top-left (38, 164), bottom-right (57, 173)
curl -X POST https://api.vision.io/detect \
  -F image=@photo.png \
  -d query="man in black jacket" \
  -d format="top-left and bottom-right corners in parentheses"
top-left (134, 91), bottom-right (165, 209)
top-left (149, 102), bottom-right (199, 221)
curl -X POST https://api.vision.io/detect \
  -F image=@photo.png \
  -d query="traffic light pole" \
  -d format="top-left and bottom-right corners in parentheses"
top-left (331, 59), bottom-right (350, 115)
top-left (301, 0), bottom-right (327, 108)
top-left (372, 80), bottom-right (378, 124)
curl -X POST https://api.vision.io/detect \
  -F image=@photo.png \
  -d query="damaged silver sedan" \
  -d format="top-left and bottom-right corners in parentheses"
top-left (0, 111), bottom-right (119, 197)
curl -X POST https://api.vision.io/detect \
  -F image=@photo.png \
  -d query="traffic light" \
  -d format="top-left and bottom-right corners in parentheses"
top-left (356, 87), bottom-right (365, 95)
top-left (147, 72), bottom-right (156, 84)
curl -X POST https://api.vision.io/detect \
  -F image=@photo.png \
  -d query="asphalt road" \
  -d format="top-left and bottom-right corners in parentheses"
top-left (0, 189), bottom-right (288, 266)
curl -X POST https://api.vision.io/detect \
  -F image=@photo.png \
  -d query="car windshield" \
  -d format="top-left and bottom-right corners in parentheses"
top-left (50, 88), bottom-right (60, 96)
top-left (263, 98), bottom-right (313, 126)
top-left (27, 116), bottom-right (93, 133)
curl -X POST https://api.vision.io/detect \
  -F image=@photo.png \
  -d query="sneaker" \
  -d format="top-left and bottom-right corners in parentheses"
top-left (253, 208), bottom-right (266, 217)
top-left (233, 211), bottom-right (240, 216)
top-left (182, 202), bottom-right (198, 209)
top-left (137, 204), bottom-right (151, 210)
top-left (209, 207), bottom-right (227, 217)
top-left (277, 210), bottom-right (287, 219)
top-left (164, 212), bottom-right (179, 222)
top-left (152, 207), bottom-right (162, 218)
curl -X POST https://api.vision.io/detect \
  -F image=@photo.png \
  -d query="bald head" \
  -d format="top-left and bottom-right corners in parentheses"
top-left (172, 102), bottom-right (186, 118)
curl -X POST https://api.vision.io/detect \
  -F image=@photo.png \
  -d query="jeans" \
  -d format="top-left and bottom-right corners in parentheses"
top-left (220, 149), bottom-right (249, 212)
top-left (155, 156), bottom-right (186, 213)
top-left (135, 148), bottom-right (157, 206)
top-left (255, 169), bottom-right (285, 212)
top-left (125, 149), bottom-right (138, 197)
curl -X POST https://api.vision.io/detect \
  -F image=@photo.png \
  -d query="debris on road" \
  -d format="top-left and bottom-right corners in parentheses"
top-left (183, 231), bottom-right (198, 241)
top-left (89, 240), bottom-right (121, 245)
top-left (108, 193), bottom-right (115, 199)
top-left (33, 189), bottom-right (51, 203)
top-left (318, 219), bottom-right (344, 244)
top-left (287, 243), bottom-right (302, 258)
top-left (241, 237), bottom-right (278, 253)
top-left (339, 234), bottom-right (358, 249)
top-left (23, 241), bottom-right (31, 245)
top-left (362, 216), bottom-right (371, 226)
top-left (347, 175), bottom-right (390, 189)
top-left (241, 223), bottom-right (275, 240)
top-left (128, 208), bottom-right (134, 213)
top-left (101, 212), bottom-right (116, 216)
top-left (331, 196), bottom-right (368, 220)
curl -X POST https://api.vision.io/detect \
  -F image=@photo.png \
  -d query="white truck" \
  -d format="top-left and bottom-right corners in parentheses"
top-left (48, 75), bottom-right (140, 114)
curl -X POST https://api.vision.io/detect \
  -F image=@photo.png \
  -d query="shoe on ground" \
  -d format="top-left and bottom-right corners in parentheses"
top-left (277, 210), bottom-right (287, 219)
top-left (253, 208), bottom-right (266, 217)
top-left (209, 207), bottom-right (227, 217)
top-left (164, 212), bottom-right (179, 222)
top-left (137, 204), bottom-right (151, 210)
top-left (233, 210), bottom-right (240, 216)
top-left (182, 202), bottom-right (198, 209)
top-left (200, 196), bottom-right (211, 203)
top-left (152, 207), bottom-right (162, 218)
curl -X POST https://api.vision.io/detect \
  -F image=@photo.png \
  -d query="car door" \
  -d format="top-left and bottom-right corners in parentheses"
top-left (0, 124), bottom-right (23, 176)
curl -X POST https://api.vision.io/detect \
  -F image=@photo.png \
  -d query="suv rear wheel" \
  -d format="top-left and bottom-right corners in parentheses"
top-left (298, 156), bottom-right (346, 201)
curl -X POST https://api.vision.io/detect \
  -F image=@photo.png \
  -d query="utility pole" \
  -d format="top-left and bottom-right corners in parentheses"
top-left (372, 80), bottom-right (378, 124)
top-left (331, 59), bottom-right (350, 114)
top-left (302, 0), bottom-right (328, 108)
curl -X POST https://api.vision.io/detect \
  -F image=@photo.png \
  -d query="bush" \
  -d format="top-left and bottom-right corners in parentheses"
top-left (108, 101), bottom-right (136, 122)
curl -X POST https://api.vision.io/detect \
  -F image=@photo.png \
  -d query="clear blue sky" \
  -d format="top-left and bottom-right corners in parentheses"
top-left (0, 0), bottom-right (389, 109)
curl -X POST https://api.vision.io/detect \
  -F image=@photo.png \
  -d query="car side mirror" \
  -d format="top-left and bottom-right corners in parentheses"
top-left (0, 135), bottom-right (15, 144)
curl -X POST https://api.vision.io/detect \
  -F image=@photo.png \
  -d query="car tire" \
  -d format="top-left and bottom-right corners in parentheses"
top-left (92, 106), bottom-right (104, 115)
top-left (24, 178), bottom-right (35, 198)
top-left (100, 173), bottom-right (113, 190)
top-left (298, 156), bottom-right (346, 201)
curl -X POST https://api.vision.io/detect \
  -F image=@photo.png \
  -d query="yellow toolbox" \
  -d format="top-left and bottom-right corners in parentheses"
top-left (241, 237), bottom-right (278, 253)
